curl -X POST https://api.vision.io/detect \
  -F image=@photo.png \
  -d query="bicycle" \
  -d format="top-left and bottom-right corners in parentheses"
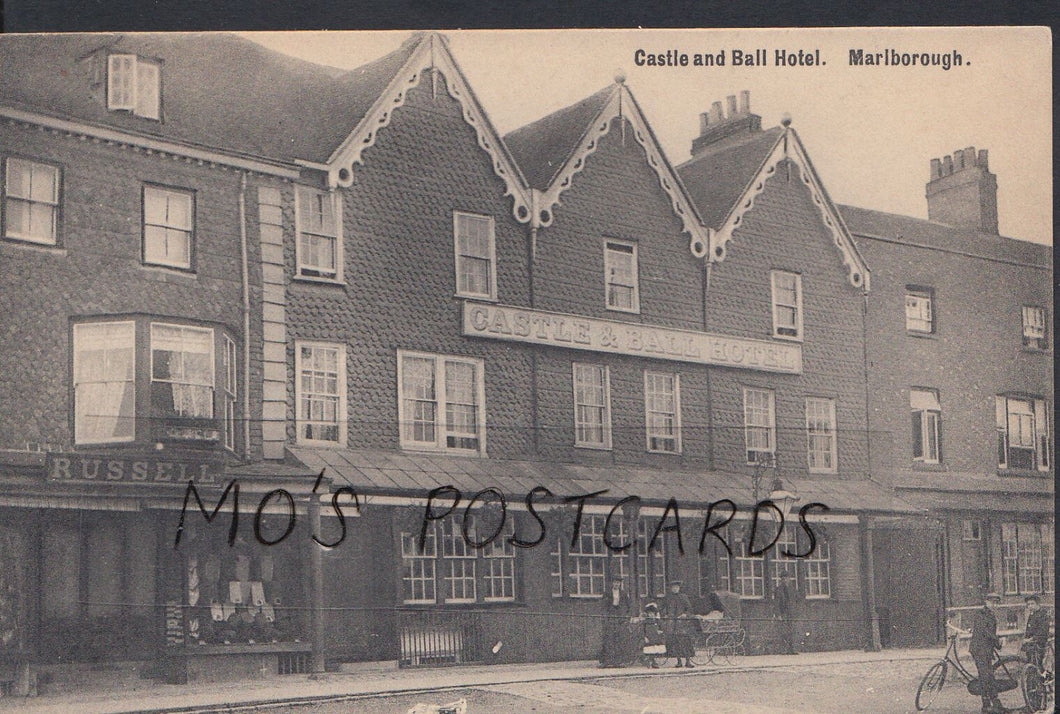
top-left (1019, 636), bottom-right (1054, 713)
top-left (915, 626), bottom-right (1029, 712)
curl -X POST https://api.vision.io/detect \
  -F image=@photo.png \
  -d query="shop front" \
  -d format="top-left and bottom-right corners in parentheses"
top-left (0, 449), bottom-right (323, 692)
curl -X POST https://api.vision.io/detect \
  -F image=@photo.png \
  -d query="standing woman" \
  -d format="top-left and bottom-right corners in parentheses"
top-left (663, 580), bottom-right (696, 668)
top-left (600, 577), bottom-right (632, 667)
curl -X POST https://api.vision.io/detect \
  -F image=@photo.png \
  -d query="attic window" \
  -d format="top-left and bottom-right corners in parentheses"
top-left (107, 54), bottom-right (161, 120)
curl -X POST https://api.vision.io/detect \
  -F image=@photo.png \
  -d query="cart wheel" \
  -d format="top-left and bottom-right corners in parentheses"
top-left (915, 661), bottom-right (947, 711)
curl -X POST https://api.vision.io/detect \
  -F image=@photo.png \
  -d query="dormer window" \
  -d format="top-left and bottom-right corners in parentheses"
top-left (107, 54), bottom-right (161, 120)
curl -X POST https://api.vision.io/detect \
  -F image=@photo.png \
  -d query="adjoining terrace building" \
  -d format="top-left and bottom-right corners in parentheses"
top-left (0, 30), bottom-right (1045, 694)
top-left (841, 149), bottom-right (1054, 637)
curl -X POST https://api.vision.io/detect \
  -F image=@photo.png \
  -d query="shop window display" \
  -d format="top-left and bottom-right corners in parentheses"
top-left (180, 521), bottom-right (305, 646)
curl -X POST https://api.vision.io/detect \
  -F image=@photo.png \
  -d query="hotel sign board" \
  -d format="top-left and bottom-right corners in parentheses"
top-left (47, 453), bottom-right (225, 485)
top-left (462, 302), bottom-right (802, 374)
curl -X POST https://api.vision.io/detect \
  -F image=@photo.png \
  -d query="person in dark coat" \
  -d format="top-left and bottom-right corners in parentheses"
top-left (599, 578), bottom-right (632, 667)
top-left (663, 580), bottom-right (696, 668)
top-left (1022, 594), bottom-right (1052, 668)
top-left (775, 572), bottom-right (799, 654)
top-left (970, 593), bottom-right (1003, 714)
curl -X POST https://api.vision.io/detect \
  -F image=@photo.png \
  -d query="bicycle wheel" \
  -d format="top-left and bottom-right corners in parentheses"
top-left (993, 655), bottom-right (1027, 712)
top-left (915, 661), bottom-right (947, 711)
top-left (1021, 662), bottom-right (1047, 712)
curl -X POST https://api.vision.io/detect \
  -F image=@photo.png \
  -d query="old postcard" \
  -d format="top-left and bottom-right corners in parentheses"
top-left (0, 27), bottom-right (1052, 714)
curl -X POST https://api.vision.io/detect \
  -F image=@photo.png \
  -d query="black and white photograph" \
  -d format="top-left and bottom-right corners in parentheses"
top-left (0, 27), bottom-right (1052, 713)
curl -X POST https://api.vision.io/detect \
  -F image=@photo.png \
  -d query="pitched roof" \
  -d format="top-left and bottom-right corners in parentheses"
top-left (502, 85), bottom-right (615, 191)
top-left (676, 126), bottom-right (785, 229)
top-left (0, 32), bottom-right (419, 164)
top-left (288, 446), bottom-right (923, 515)
top-left (840, 204), bottom-right (1052, 267)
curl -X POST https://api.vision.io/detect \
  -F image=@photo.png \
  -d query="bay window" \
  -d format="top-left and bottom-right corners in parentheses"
top-left (715, 522), bottom-right (832, 600)
top-left (552, 514), bottom-right (668, 599)
top-left (72, 318), bottom-right (236, 448)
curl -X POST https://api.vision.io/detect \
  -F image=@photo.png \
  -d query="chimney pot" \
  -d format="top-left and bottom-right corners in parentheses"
top-left (726, 95), bottom-right (737, 117)
top-left (739, 90), bottom-right (750, 114)
top-left (963, 147), bottom-right (976, 167)
top-left (942, 156), bottom-right (953, 175)
top-left (953, 150), bottom-right (966, 170)
top-left (709, 101), bottom-right (723, 125)
top-left (930, 158), bottom-right (942, 179)
top-left (977, 149), bottom-right (988, 169)
top-left (699, 112), bottom-right (710, 134)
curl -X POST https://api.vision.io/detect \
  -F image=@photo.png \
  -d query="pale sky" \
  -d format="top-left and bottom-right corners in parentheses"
top-left (248, 28), bottom-right (1052, 245)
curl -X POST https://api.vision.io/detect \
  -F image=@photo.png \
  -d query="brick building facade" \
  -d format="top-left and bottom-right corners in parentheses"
top-left (0, 31), bottom-right (1048, 693)
top-left (842, 150), bottom-right (1054, 636)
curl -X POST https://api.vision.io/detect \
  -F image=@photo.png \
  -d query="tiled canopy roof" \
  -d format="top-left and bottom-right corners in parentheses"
top-left (0, 32), bottom-right (419, 164)
top-left (289, 447), bottom-right (924, 515)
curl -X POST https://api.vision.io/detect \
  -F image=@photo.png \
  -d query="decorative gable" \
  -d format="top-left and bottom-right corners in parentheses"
top-left (529, 81), bottom-right (713, 261)
top-left (305, 33), bottom-right (533, 225)
top-left (709, 126), bottom-right (870, 290)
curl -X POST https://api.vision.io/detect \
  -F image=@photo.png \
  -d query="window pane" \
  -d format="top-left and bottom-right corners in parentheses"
top-left (74, 322), bottom-right (136, 443)
top-left (574, 364), bottom-right (608, 446)
top-left (299, 344), bottom-right (342, 443)
top-left (455, 213), bottom-right (493, 297)
top-left (605, 243), bottom-right (638, 310)
top-left (135, 61), bottom-right (160, 119)
top-left (5, 159), bottom-right (59, 244)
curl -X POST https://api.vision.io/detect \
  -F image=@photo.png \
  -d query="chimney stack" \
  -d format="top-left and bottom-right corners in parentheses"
top-left (691, 90), bottom-right (763, 158)
top-left (925, 146), bottom-right (998, 234)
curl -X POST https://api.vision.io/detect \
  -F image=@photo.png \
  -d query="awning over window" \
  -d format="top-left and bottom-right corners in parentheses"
top-left (910, 389), bottom-right (941, 411)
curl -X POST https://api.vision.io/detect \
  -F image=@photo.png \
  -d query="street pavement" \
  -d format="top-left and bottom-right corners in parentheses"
top-left (0, 647), bottom-right (1038, 714)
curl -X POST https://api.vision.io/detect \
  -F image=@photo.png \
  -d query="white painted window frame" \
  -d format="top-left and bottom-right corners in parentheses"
top-left (805, 397), bottom-right (838, 473)
top-left (603, 239), bottom-right (640, 313)
top-left (770, 270), bottom-right (803, 340)
top-left (453, 211), bottom-right (497, 300)
top-left (295, 186), bottom-right (343, 282)
top-left (573, 362), bottom-right (612, 450)
top-left (644, 371), bottom-right (681, 454)
top-left (294, 340), bottom-right (347, 447)
top-left (397, 350), bottom-right (487, 455)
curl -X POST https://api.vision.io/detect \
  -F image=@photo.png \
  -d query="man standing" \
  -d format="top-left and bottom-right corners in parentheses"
top-left (1022, 594), bottom-right (1051, 668)
top-left (663, 580), bottom-right (696, 668)
top-left (775, 571), bottom-right (799, 654)
top-left (970, 593), bottom-right (1003, 714)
